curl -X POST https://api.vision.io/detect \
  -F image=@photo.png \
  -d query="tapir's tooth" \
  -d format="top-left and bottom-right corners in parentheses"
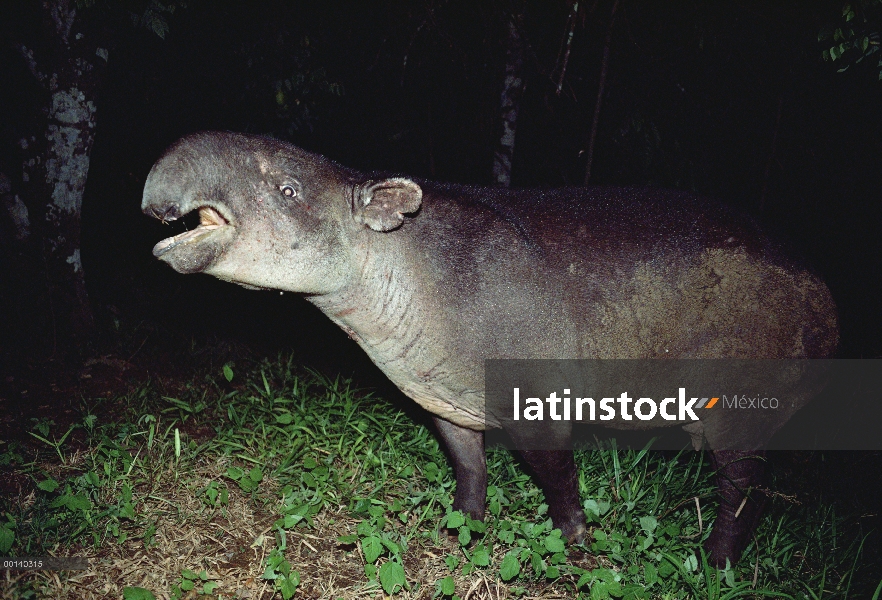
top-left (197, 206), bottom-right (228, 227)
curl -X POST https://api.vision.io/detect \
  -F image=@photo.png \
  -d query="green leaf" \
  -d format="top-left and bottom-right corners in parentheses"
top-left (467, 517), bottom-right (486, 533)
top-left (592, 581), bottom-right (611, 600)
top-left (530, 551), bottom-right (544, 575)
top-left (356, 520), bottom-right (374, 537)
top-left (222, 364), bottom-right (234, 382)
top-left (123, 588), bottom-right (157, 600)
top-left (423, 462), bottom-right (440, 482)
top-left (658, 558), bottom-right (676, 578)
top-left (544, 533), bottom-right (566, 553)
top-left (499, 552), bottom-right (520, 581)
top-left (638, 515), bottom-right (658, 534)
top-left (607, 580), bottom-right (624, 598)
top-left (444, 554), bottom-right (460, 571)
top-left (37, 478), bottom-right (59, 492)
top-left (438, 575), bottom-right (456, 595)
top-left (279, 572), bottom-right (300, 599)
top-left (143, 523), bottom-right (157, 547)
top-left (51, 494), bottom-right (92, 511)
top-left (270, 557), bottom-right (291, 578)
top-left (248, 466), bottom-right (263, 483)
top-left (378, 561), bottom-right (406, 595)
top-left (457, 525), bottom-right (471, 546)
top-left (471, 547), bottom-right (490, 566)
top-left (489, 498), bottom-right (501, 516)
top-left (283, 513), bottom-right (303, 528)
top-left (446, 511), bottom-right (465, 529)
top-left (0, 524), bottom-right (14, 554)
top-left (226, 466), bottom-right (244, 480)
top-left (337, 534), bottom-right (358, 545)
top-left (584, 498), bottom-right (610, 518)
top-left (683, 553), bottom-right (698, 572)
top-left (362, 536), bottom-right (383, 563)
top-left (381, 538), bottom-right (401, 555)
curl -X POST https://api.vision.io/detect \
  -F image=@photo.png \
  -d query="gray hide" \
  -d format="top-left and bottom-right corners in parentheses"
top-left (143, 132), bottom-right (839, 566)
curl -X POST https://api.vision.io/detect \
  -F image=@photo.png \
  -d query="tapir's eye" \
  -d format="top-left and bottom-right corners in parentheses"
top-left (280, 184), bottom-right (297, 198)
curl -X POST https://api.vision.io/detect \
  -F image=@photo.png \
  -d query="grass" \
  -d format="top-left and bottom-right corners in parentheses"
top-left (0, 353), bottom-right (879, 599)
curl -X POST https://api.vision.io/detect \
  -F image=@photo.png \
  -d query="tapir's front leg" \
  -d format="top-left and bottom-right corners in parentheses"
top-left (503, 419), bottom-right (587, 543)
top-left (704, 450), bottom-right (768, 567)
top-left (518, 449), bottom-right (587, 543)
top-left (433, 417), bottom-right (487, 521)
top-left (435, 417), bottom-right (586, 544)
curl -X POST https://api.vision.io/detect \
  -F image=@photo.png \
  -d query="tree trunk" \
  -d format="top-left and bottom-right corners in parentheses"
top-left (6, 0), bottom-right (107, 355)
top-left (583, 0), bottom-right (620, 185)
top-left (492, 3), bottom-right (526, 188)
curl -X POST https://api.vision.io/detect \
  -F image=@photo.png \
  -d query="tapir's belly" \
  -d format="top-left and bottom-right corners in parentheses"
top-left (345, 246), bottom-right (837, 435)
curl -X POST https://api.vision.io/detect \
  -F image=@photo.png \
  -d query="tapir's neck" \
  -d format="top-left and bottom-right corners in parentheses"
top-left (309, 234), bottom-right (416, 336)
top-left (306, 233), bottom-right (488, 429)
top-left (308, 242), bottom-right (425, 354)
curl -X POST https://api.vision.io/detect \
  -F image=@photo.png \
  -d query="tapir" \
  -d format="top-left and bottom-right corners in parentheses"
top-left (142, 131), bottom-right (838, 567)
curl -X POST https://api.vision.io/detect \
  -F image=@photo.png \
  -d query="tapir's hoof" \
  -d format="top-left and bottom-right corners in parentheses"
top-left (553, 509), bottom-right (588, 545)
top-left (562, 521), bottom-right (587, 545)
top-left (703, 526), bottom-right (747, 568)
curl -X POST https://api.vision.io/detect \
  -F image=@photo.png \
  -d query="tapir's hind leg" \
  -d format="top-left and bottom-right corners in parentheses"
top-left (704, 450), bottom-right (768, 567)
top-left (433, 417), bottom-right (487, 521)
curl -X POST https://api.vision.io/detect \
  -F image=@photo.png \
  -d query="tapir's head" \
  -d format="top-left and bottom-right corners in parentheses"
top-left (142, 131), bottom-right (421, 294)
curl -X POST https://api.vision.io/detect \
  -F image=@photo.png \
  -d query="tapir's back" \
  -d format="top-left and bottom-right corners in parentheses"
top-left (412, 183), bottom-right (839, 362)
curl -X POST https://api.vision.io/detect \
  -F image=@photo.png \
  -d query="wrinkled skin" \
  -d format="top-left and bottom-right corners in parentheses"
top-left (143, 132), bottom-right (839, 567)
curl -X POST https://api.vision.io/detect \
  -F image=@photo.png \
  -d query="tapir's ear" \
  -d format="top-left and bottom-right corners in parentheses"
top-left (355, 178), bottom-right (422, 232)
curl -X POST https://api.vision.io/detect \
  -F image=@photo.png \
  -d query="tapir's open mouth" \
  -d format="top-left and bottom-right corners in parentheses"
top-left (152, 206), bottom-right (230, 258)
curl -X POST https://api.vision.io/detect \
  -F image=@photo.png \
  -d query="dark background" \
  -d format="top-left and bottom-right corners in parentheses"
top-left (2, 1), bottom-right (880, 362)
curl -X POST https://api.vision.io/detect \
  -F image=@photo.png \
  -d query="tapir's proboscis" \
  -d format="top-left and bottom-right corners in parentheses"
top-left (143, 132), bottom-right (838, 567)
